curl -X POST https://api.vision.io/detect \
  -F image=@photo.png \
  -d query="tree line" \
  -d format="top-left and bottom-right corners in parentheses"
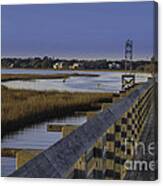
top-left (1, 56), bottom-right (157, 72)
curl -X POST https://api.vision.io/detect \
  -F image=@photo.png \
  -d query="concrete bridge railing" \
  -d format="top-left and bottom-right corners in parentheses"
top-left (10, 79), bottom-right (154, 179)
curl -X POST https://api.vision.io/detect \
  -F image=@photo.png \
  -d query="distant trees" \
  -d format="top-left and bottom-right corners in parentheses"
top-left (1, 56), bottom-right (156, 72)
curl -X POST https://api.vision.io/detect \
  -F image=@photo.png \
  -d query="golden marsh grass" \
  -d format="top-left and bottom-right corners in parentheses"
top-left (1, 85), bottom-right (112, 136)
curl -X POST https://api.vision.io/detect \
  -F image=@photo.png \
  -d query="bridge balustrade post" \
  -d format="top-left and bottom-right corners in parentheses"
top-left (73, 154), bottom-right (87, 178)
top-left (104, 125), bottom-right (115, 179)
top-left (119, 112), bottom-right (128, 179)
top-left (92, 138), bottom-right (104, 179)
top-left (114, 120), bottom-right (123, 179)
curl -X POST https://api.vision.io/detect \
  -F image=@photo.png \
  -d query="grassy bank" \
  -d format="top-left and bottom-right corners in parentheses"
top-left (1, 73), bottom-right (99, 82)
top-left (1, 86), bottom-right (112, 136)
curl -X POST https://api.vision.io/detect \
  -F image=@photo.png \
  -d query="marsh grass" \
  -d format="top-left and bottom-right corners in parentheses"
top-left (1, 86), bottom-right (112, 136)
top-left (1, 73), bottom-right (99, 82)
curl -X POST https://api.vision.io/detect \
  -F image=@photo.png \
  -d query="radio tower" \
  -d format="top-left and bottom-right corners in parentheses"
top-left (125, 39), bottom-right (133, 72)
top-left (122, 39), bottom-right (135, 90)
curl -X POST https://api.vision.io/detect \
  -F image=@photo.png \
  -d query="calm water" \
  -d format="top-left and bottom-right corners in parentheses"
top-left (1, 69), bottom-right (150, 176)
top-left (1, 157), bottom-right (16, 177)
top-left (1, 115), bottom-right (86, 176)
top-left (1, 69), bottom-right (150, 93)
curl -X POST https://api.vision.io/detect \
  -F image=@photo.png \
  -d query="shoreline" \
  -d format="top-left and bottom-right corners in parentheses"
top-left (1, 67), bottom-right (151, 74)
top-left (1, 73), bottom-right (99, 82)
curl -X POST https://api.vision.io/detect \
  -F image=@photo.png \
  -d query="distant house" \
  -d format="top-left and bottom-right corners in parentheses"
top-left (69, 63), bottom-right (84, 70)
top-left (9, 63), bottom-right (14, 68)
top-left (53, 62), bottom-right (69, 70)
top-left (115, 63), bottom-right (121, 69)
top-left (108, 63), bottom-right (113, 69)
top-left (53, 63), bottom-right (59, 70)
top-left (108, 62), bottom-right (121, 70)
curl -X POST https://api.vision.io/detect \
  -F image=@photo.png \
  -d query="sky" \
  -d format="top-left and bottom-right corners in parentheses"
top-left (1, 2), bottom-right (155, 59)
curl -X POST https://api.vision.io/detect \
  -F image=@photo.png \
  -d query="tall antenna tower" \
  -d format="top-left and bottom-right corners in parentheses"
top-left (122, 39), bottom-right (135, 90)
top-left (125, 39), bottom-right (133, 72)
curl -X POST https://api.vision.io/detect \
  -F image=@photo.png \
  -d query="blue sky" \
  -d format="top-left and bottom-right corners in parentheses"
top-left (1, 2), bottom-right (155, 59)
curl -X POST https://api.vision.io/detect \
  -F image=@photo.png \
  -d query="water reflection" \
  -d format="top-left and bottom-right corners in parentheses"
top-left (2, 70), bottom-right (150, 93)
top-left (1, 115), bottom-right (86, 176)
top-left (1, 157), bottom-right (16, 177)
top-left (2, 115), bottom-right (86, 149)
